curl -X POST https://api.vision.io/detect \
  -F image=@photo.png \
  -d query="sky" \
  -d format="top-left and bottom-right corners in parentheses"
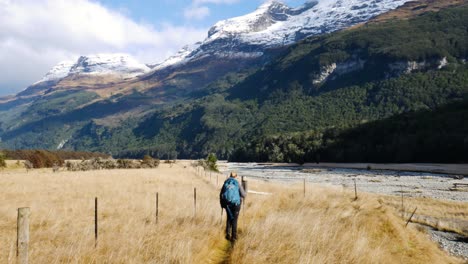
top-left (0, 0), bottom-right (307, 96)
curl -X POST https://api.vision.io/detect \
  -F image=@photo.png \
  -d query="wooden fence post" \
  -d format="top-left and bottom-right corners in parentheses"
top-left (354, 179), bottom-right (358, 200)
top-left (17, 207), bottom-right (30, 264)
top-left (401, 186), bottom-right (404, 218)
top-left (406, 207), bottom-right (418, 227)
top-left (194, 188), bottom-right (197, 217)
top-left (241, 177), bottom-right (248, 216)
top-left (95, 197), bottom-right (98, 247)
top-left (156, 192), bottom-right (159, 224)
top-left (303, 178), bottom-right (306, 197)
top-left (220, 208), bottom-right (223, 225)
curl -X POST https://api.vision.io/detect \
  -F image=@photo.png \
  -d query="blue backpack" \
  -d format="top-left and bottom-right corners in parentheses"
top-left (220, 178), bottom-right (241, 207)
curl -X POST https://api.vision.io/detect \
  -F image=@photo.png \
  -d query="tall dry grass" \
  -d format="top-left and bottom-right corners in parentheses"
top-left (0, 161), bottom-right (463, 263)
top-left (229, 180), bottom-right (462, 264)
top-left (0, 162), bottom-right (226, 263)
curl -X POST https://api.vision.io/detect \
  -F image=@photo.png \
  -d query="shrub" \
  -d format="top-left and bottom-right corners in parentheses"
top-left (142, 155), bottom-right (160, 168)
top-left (117, 159), bottom-right (134, 169)
top-left (0, 152), bottom-right (6, 168)
top-left (206, 153), bottom-right (219, 172)
top-left (26, 150), bottom-right (64, 168)
top-left (65, 158), bottom-right (161, 172)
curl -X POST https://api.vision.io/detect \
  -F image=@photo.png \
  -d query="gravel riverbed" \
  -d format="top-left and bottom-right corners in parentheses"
top-left (222, 163), bottom-right (468, 259)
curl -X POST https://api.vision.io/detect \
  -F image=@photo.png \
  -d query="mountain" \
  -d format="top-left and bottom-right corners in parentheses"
top-left (1, 0), bottom-right (466, 162)
top-left (128, 3), bottom-right (468, 161)
top-left (12, 0), bottom-right (415, 101)
top-left (150, 0), bottom-right (412, 71)
top-left (18, 54), bottom-right (150, 97)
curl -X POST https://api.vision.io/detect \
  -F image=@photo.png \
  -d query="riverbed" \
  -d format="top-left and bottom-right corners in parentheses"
top-left (221, 162), bottom-right (468, 259)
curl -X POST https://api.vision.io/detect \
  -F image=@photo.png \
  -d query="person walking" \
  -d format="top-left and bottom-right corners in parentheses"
top-left (220, 172), bottom-right (246, 243)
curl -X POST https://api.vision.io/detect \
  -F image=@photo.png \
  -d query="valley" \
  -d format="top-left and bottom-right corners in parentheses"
top-left (3, 0), bottom-right (467, 162)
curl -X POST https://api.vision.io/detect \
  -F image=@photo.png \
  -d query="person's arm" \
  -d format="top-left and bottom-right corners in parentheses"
top-left (220, 184), bottom-right (226, 208)
top-left (239, 182), bottom-right (246, 198)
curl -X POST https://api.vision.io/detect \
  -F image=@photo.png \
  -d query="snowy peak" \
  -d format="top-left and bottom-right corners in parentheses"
top-left (37, 60), bottom-right (76, 84)
top-left (151, 42), bottom-right (202, 71)
top-left (69, 54), bottom-right (150, 76)
top-left (36, 54), bottom-right (150, 84)
top-left (207, 0), bottom-right (293, 38)
top-left (155, 0), bottom-right (411, 70)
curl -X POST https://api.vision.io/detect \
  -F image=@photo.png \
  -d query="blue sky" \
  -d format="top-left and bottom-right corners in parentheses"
top-left (0, 0), bottom-right (307, 95)
top-left (97, 0), bottom-right (307, 29)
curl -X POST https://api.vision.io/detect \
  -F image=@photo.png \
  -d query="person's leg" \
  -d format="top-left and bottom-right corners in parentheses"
top-left (231, 204), bottom-right (241, 241)
top-left (225, 206), bottom-right (233, 240)
top-left (225, 215), bottom-right (231, 239)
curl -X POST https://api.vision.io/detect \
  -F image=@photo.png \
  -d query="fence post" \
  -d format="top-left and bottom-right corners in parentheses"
top-left (354, 179), bottom-right (358, 200)
top-left (241, 177), bottom-right (248, 216)
top-left (95, 197), bottom-right (98, 247)
top-left (406, 207), bottom-right (418, 227)
top-left (17, 207), bottom-right (30, 264)
top-left (401, 186), bottom-right (404, 218)
top-left (156, 192), bottom-right (159, 224)
top-left (194, 188), bottom-right (197, 217)
top-left (220, 208), bottom-right (223, 225)
top-left (303, 178), bottom-right (306, 197)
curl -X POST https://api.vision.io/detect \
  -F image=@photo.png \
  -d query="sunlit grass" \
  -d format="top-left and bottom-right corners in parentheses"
top-left (0, 161), bottom-right (463, 263)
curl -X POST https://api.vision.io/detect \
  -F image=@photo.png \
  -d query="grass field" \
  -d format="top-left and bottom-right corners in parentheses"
top-left (0, 161), bottom-right (465, 263)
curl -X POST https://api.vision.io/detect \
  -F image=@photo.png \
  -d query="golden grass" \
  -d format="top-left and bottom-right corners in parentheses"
top-left (380, 194), bottom-right (468, 236)
top-left (0, 161), bottom-right (463, 263)
top-left (231, 181), bottom-right (462, 264)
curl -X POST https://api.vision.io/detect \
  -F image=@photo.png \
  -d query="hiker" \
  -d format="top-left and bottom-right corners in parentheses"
top-left (220, 172), bottom-right (246, 242)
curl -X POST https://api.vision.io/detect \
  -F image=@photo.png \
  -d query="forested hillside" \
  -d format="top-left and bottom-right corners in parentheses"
top-left (111, 5), bottom-right (467, 161)
top-left (1, 5), bottom-right (467, 162)
top-left (230, 99), bottom-right (468, 163)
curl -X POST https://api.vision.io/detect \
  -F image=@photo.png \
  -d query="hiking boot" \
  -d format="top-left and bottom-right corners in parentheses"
top-left (225, 234), bottom-right (231, 241)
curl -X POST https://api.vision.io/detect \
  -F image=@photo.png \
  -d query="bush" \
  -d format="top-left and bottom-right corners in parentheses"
top-left (206, 153), bottom-right (219, 172)
top-left (26, 150), bottom-right (64, 168)
top-left (142, 155), bottom-right (160, 168)
top-left (66, 158), bottom-right (161, 172)
top-left (0, 152), bottom-right (6, 168)
top-left (2, 149), bottom-right (109, 161)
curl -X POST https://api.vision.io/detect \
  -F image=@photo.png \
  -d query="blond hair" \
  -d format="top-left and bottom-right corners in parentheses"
top-left (230, 172), bottom-right (238, 178)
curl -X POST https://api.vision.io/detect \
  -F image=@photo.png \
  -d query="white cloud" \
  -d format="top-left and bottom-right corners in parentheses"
top-left (0, 0), bottom-right (207, 95)
top-left (184, 6), bottom-right (211, 20)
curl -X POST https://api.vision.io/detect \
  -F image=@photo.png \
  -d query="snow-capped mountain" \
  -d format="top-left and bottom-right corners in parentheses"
top-left (36, 54), bottom-right (150, 84)
top-left (31, 0), bottom-right (412, 87)
top-left (153, 0), bottom-right (411, 70)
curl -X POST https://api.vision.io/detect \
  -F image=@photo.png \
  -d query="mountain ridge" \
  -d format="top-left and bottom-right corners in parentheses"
top-left (1, 0), bottom-right (466, 162)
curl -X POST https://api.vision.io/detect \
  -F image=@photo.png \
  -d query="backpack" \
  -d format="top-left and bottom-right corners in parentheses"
top-left (220, 178), bottom-right (241, 207)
